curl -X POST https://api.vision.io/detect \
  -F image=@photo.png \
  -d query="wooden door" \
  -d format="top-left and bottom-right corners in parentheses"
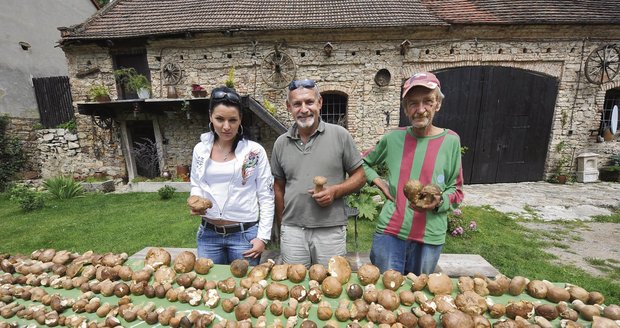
top-left (401, 66), bottom-right (558, 184)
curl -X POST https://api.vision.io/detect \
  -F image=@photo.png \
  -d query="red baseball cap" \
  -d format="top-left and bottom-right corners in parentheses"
top-left (402, 72), bottom-right (441, 98)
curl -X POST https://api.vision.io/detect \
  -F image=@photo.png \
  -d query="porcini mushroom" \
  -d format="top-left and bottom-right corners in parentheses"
top-left (313, 176), bottom-right (327, 193)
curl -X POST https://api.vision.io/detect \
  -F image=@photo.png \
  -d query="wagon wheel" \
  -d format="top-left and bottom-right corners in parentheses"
top-left (91, 115), bottom-right (113, 130)
top-left (261, 49), bottom-right (296, 89)
top-left (162, 62), bottom-right (182, 85)
top-left (584, 44), bottom-right (620, 84)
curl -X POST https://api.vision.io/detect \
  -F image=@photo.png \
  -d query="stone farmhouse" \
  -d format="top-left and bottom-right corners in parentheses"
top-left (9, 0), bottom-right (620, 184)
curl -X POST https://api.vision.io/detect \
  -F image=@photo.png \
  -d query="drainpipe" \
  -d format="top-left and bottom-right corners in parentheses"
top-left (568, 37), bottom-right (587, 135)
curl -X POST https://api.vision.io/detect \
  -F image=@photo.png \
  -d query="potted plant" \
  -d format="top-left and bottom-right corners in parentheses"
top-left (88, 84), bottom-right (110, 102)
top-left (114, 67), bottom-right (151, 99)
top-left (191, 84), bottom-right (207, 98)
top-left (225, 66), bottom-right (235, 89)
top-left (550, 141), bottom-right (571, 184)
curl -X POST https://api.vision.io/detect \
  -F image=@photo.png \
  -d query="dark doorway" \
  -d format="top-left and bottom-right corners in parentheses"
top-left (127, 120), bottom-right (159, 179)
top-left (400, 66), bottom-right (559, 184)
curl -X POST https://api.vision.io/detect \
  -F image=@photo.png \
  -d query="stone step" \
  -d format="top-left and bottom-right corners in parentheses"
top-left (130, 247), bottom-right (499, 278)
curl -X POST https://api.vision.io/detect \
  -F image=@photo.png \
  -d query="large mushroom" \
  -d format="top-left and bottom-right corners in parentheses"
top-left (145, 247), bottom-right (171, 269)
top-left (187, 195), bottom-right (213, 214)
top-left (327, 256), bottom-right (352, 285)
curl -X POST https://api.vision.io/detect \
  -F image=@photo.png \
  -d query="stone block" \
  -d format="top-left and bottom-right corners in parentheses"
top-left (81, 180), bottom-right (115, 193)
top-left (576, 171), bottom-right (599, 183)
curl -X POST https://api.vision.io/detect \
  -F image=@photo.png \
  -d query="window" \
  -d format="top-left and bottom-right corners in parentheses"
top-left (320, 93), bottom-right (348, 128)
top-left (112, 50), bottom-right (150, 100)
top-left (601, 88), bottom-right (620, 137)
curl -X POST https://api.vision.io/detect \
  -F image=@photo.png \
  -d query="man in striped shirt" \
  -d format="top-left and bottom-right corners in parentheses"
top-left (362, 72), bottom-right (464, 275)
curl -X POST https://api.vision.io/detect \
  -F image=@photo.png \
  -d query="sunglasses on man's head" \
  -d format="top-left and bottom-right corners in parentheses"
top-left (288, 79), bottom-right (316, 91)
top-left (211, 90), bottom-right (241, 104)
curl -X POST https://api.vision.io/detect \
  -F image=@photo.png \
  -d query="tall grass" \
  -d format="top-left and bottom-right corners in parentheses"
top-left (43, 176), bottom-right (84, 199)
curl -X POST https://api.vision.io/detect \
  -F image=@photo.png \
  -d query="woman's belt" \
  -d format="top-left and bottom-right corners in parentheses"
top-left (201, 219), bottom-right (257, 234)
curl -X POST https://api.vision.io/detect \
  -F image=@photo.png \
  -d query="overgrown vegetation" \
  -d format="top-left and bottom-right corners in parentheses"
top-left (7, 184), bottom-right (44, 212)
top-left (158, 185), bottom-right (177, 200)
top-left (56, 119), bottom-right (77, 133)
top-left (43, 176), bottom-right (84, 200)
top-left (346, 185), bottom-right (384, 221)
top-left (0, 115), bottom-right (27, 192)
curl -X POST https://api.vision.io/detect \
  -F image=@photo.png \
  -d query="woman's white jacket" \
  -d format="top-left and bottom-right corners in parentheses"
top-left (190, 132), bottom-right (274, 241)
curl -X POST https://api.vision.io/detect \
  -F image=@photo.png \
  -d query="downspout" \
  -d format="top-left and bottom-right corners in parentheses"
top-left (568, 37), bottom-right (587, 135)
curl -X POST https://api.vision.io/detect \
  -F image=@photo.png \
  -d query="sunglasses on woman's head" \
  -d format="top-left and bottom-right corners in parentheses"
top-left (288, 79), bottom-right (316, 91)
top-left (211, 90), bottom-right (241, 104)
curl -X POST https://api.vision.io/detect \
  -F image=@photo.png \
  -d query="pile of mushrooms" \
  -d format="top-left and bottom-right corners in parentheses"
top-left (1, 248), bottom-right (619, 328)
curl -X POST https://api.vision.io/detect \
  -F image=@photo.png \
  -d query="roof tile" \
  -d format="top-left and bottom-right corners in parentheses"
top-left (64, 0), bottom-right (620, 41)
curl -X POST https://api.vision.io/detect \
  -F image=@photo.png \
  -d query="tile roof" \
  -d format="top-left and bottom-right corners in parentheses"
top-left (63, 0), bottom-right (620, 41)
top-left (420, 0), bottom-right (620, 25)
top-left (64, 0), bottom-right (446, 40)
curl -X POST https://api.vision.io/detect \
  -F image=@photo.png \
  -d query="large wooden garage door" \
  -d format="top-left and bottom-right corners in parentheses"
top-left (401, 66), bottom-right (558, 184)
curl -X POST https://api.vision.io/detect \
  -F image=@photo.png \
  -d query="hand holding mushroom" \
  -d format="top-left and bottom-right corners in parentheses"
top-left (309, 176), bottom-right (336, 207)
top-left (403, 179), bottom-right (442, 210)
top-left (187, 195), bottom-right (213, 215)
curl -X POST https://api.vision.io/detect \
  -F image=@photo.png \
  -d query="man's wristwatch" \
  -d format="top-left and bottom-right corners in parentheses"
top-left (259, 238), bottom-right (269, 245)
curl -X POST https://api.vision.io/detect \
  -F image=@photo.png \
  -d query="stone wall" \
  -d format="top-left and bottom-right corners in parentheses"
top-left (8, 26), bottom-right (620, 180)
top-left (34, 128), bottom-right (123, 179)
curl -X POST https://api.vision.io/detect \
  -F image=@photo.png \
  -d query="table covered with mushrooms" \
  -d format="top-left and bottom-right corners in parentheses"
top-left (0, 248), bottom-right (618, 328)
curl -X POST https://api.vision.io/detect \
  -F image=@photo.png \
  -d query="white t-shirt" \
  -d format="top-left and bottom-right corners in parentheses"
top-left (204, 159), bottom-right (236, 211)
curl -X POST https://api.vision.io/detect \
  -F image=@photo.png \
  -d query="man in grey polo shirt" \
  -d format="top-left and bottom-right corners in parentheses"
top-left (271, 79), bottom-right (365, 267)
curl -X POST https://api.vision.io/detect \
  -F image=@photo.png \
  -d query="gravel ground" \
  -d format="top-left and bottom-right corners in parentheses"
top-left (463, 182), bottom-right (620, 279)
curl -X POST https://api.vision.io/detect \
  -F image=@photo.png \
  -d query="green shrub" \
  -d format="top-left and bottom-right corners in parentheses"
top-left (158, 185), bottom-right (176, 200)
top-left (0, 116), bottom-right (27, 192)
top-left (56, 120), bottom-right (77, 133)
top-left (8, 183), bottom-right (33, 201)
top-left (346, 185), bottom-right (385, 221)
top-left (609, 153), bottom-right (620, 167)
top-left (43, 176), bottom-right (84, 200)
top-left (8, 184), bottom-right (45, 211)
top-left (18, 191), bottom-right (45, 212)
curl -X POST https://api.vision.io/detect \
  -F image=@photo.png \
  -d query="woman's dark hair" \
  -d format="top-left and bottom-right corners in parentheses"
top-left (209, 86), bottom-right (244, 152)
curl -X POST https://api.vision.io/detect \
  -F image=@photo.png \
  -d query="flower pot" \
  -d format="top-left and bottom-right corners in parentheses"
top-left (137, 88), bottom-right (150, 99)
top-left (556, 175), bottom-right (567, 184)
top-left (176, 165), bottom-right (190, 182)
top-left (94, 95), bottom-right (111, 102)
top-left (191, 90), bottom-right (207, 98)
top-left (166, 86), bottom-right (178, 99)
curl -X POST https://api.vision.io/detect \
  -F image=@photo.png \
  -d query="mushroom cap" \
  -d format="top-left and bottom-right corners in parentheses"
top-left (313, 176), bottom-right (327, 185)
top-left (187, 195), bottom-right (213, 212)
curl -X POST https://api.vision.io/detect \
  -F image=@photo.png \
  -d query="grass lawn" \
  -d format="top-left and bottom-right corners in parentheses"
top-left (1, 192), bottom-right (619, 304)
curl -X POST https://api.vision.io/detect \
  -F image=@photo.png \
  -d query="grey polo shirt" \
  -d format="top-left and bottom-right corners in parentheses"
top-left (271, 120), bottom-right (363, 228)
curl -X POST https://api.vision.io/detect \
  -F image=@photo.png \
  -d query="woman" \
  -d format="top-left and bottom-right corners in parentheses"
top-left (189, 86), bottom-right (274, 265)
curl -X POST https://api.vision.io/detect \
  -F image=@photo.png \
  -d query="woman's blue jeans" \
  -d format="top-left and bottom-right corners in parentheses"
top-left (369, 232), bottom-right (443, 275)
top-left (196, 223), bottom-right (259, 266)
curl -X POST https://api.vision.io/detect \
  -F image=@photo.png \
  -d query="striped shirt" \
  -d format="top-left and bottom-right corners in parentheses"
top-left (362, 127), bottom-right (464, 245)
